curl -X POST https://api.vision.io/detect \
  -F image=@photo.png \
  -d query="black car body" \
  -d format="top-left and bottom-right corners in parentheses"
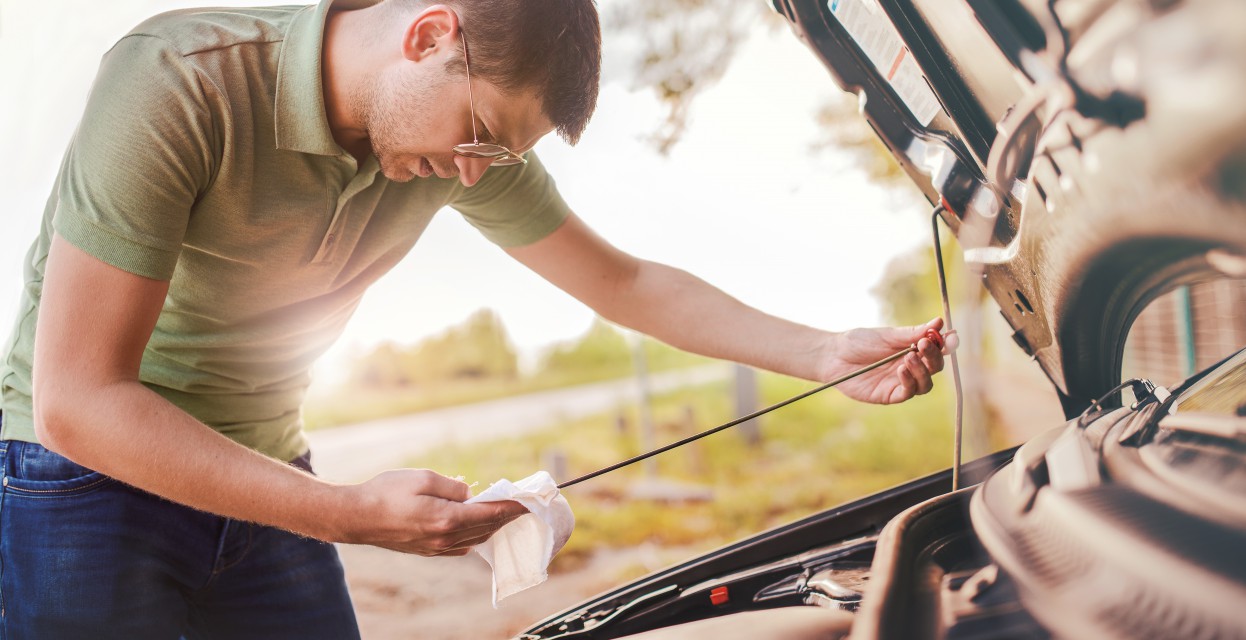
top-left (520, 1), bottom-right (1246, 638)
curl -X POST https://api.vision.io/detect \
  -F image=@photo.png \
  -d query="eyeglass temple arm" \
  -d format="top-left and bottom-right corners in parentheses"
top-left (461, 30), bottom-right (479, 145)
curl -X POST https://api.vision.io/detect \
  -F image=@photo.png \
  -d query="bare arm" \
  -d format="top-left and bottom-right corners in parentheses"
top-left (506, 213), bottom-right (946, 404)
top-left (33, 235), bottom-right (525, 554)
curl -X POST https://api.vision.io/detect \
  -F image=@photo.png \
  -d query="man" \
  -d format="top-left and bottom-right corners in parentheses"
top-left (0, 0), bottom-right (947, 637)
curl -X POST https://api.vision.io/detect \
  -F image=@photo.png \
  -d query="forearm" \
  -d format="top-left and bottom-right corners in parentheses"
top-left (597, 259), bottom-right (839, 381)
top-left (31, 238), bottom-right (526, 557)
top-left (35, 380), bottom-right (351, 541)
top-left (510, 215), bottom-right (945, 405)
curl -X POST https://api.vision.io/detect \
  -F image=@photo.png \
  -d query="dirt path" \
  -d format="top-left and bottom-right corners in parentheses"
top-left (340, 543), bottom-right (694, 640)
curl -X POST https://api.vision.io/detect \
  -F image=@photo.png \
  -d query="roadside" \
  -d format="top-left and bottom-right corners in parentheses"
top-left (306, 363), bottom-right (731, 482)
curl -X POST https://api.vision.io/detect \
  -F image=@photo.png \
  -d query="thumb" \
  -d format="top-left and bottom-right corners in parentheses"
top-left (412, 470), bottom-right (473, 502)
top-left (916, 317), bottom-right (957, 353)
top-left (453, 499), bottom-right (531, 531)
top-left (888, 317), bottom-right (941, 345)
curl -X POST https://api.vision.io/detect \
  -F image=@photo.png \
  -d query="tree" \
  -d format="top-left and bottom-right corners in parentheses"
top-left (347, 309), bottom-right (519, 388)
top-left (605, 0), bottom-right (904, 186)
top-left (408, 309), bottom-right (519, 381)
top-left (604, 0), bottom-right (774, 154)
top-left (538, 317), bottom-right (632, 379)
top-left (348, 341), bottom-right (412, 388)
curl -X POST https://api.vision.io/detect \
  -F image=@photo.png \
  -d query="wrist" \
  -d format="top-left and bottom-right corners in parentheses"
top-left (297, 480), bottom-right (368, 543)
top-left (814, 331), bottom-right (845, 382)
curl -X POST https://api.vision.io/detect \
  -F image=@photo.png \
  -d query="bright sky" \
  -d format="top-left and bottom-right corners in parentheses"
top-left (0, 0), bottom-right (932, 387)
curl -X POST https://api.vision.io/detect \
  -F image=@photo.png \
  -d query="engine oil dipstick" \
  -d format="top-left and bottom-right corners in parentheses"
top-left (557, 328), bottom-right (948, 490)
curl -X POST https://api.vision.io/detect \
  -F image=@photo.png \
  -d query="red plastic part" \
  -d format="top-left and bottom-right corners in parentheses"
top-left (710, 586), bottom-right (730, 606)
top-left (924, 328), bottom-right (945, 351)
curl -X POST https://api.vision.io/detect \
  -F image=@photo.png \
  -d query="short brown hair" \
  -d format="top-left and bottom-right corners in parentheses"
top-left (383, 0), bottom-right (602, 145)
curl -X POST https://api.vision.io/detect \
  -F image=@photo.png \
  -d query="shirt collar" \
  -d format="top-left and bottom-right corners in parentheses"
top-left (275, 0), bottom-right (379, 156)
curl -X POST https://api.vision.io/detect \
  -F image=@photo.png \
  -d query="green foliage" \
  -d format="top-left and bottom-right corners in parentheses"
top-left (872, 236), bottom-right (969, 327)
top-left (347, 341), bottom-right (413, 388)
top-left (346, 309), bottom-right (517, 389)
top-left (537, 317), bottom-right (632, 379)
top-left (536, 317), bottom-right (709, 381)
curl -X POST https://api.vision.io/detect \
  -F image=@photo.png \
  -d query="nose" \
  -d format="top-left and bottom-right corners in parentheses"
top-left (454, 155), bottom-right (493, 187)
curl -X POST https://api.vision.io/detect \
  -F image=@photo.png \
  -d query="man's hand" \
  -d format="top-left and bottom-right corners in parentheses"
top-left (337, 469), bottom-right (530, 556)
top-left (825, 318), bottom-right (954, 405)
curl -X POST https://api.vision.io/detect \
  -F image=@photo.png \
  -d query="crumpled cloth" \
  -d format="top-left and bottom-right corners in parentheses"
top-left (466, 470), bottom-right (575, 607)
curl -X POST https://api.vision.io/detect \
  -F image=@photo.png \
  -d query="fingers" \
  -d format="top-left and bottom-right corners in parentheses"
top-left (394, 503), bottom-right (527, 557)
top-left (435, 526), bottom-right (508, 556)
top-left (456, 500), bottom-right (530, 532)
top-left (430, 499), bottom-right (529, 550)
top-left (894, 358), bottom-right (919, 403)
top-left (894, 325), bottom-right (943, 401)
top-left (354, 471), bottom-right (533, 557)
top-left (902, 352), bottom-right (934, 396)
top-left (409, 469), bottom-right (473, 502)
top-left (915, 336), bottom-right (945, 374)
top-left (891, 351), bottom-right (933, 403)
top-left (914, 318), bottom-right (959, 355)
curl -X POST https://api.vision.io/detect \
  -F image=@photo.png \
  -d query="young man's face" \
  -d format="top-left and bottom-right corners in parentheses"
top-left (363, 64), bottom-right (553, 187)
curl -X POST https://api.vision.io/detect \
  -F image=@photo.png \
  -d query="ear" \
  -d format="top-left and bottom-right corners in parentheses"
top-left (399, 4), bottom-right (460, 63)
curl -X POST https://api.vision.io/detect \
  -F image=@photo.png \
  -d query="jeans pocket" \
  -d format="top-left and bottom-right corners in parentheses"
top-left (2, 441), bottom-right (114, 497)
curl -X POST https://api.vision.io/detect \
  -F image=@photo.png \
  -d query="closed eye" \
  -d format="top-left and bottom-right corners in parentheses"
top-left (477, 122), bottom-right (499, 145)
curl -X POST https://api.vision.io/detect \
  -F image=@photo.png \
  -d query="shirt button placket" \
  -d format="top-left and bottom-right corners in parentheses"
top-left (312, 156), bottom-right (379, 265)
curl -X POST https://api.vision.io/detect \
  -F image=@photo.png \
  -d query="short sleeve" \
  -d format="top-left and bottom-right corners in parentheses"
top-left (449, 151), bottom-right (571, 247)
top-left (53, 34), bottom-right (217, 281)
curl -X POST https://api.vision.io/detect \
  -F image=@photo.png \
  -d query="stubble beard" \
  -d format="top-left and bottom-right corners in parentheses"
top-left (354, 71), bottom-right (445, 182)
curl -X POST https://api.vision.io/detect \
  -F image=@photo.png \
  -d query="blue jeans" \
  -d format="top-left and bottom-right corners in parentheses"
top-left (0, 438), bottom-right (361, 639)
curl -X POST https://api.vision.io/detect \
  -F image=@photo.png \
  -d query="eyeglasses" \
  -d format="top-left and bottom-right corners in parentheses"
top-left (452, 31), bottom-right (527, 166)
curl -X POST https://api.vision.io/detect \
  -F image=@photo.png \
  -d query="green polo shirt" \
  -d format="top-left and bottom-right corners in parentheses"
top-left (0, 0), bottom-right (571, 461)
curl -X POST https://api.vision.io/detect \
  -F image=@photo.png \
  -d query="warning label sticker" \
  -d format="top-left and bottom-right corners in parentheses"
top-left (829, 0), bottom-right (943, 126)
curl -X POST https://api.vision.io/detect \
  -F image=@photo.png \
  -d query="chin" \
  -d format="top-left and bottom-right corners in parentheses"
top-left (377, 160), bottom-right (415, 183)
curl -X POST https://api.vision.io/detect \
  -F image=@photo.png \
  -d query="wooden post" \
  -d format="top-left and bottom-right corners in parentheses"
top-left (734, 363), bottom-right (761, 446)
top-left (543, 448), bottom-right (568, 484)
top-left (631, 334), bottom-right (658, 478)
top-left (682, 403), bottom-right (706, 475)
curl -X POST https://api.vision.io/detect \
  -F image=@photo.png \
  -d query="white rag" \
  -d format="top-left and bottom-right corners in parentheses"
top-left (466, 470), bottom-right (575, 607)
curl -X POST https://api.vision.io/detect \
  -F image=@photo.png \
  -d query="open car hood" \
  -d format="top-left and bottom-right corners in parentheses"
top-left (769, 0), bottom-right (1246, 414)
top-left (518, 2), bottom-right (1246, 638)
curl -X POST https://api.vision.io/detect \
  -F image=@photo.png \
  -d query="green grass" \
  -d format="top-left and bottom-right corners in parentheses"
top-left (405, 372), bottom-right (962, 571)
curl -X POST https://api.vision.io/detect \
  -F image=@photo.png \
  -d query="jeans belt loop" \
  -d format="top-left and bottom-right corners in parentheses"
top-left (1, 439), bottom-right (12, 487)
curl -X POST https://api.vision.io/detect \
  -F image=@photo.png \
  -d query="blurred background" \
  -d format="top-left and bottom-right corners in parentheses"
top-left (0, 0), bottom-right (1082, 637)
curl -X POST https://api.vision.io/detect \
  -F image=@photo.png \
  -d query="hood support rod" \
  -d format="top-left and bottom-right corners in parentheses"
top-left (932, 203), bottom-right (965, 491)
